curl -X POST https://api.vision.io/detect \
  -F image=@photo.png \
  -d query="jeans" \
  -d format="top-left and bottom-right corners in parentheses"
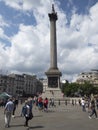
top-left (5, 111), bottom-right (12, 127)
top-left (90, 108), bottom-right (97, 118)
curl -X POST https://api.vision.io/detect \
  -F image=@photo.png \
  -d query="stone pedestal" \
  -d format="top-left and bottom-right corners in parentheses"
top-left (42, 88), bottom-right (63, 99)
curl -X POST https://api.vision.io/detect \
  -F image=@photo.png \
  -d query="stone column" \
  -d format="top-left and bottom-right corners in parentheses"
top-left (48, 5), bottom-right (58, 69)
top-left (45, 5), bottom-right (62, 89)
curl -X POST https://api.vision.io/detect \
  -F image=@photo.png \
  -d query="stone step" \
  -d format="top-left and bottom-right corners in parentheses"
top-left (42, 89), bottom-right (63, 99)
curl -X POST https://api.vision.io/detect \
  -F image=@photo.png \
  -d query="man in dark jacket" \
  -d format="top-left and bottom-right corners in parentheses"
top-left (89, 99), bottom-right (98, 119)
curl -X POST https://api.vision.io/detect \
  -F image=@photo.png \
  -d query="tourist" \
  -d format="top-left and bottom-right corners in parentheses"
top-left (89, 99), bottom-right (98, 119)
top-left (43, 97), bottom-right (48, 112)
top-left (96, 97), bottom-right (98, 110)
top-left (85, 98), bottom-right (89, 112)
top-left (28, 97), bottom-right (33, 111)
top-left (65, 99), bottom-right (67, 106)
top-left (72, 99), bottom-right (74, 106)
top-left (51, 98), bottom-right (56, 107)
top-left (4, 98), bottom-right (14, 128)
top-left (22, 100), bottom-right (33, 127)
top-left (81, 98), bottom-right (86, 111)
top-left (49, 98), bottom-right (52, 107)
top-left (78, 99), bottom-right (81, 106)
top-left (58, 99), bottom-right (60, 106)
top-left (38, 97), bottom-right (43, 110)
top-left (12, 97), bottom-right (17, 118)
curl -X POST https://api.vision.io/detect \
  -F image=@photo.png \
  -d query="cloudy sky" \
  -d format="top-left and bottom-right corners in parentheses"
top-left (0, 0), bottom-right (98, 82)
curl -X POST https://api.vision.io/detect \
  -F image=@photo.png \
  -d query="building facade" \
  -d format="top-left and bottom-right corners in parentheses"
top-left (0, 73), bottom-right (43, 96)
top-left (39, 79), bottom-right (48, 92)
top-left (76, 70), bottom-right (98, 87)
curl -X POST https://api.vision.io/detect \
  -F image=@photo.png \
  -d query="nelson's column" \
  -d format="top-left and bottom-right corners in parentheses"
top-left (43, 5), bottom-right (62, 99)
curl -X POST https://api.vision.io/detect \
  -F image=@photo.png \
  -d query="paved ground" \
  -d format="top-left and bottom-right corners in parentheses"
top-left (0, 102), bottom-right (98, 130)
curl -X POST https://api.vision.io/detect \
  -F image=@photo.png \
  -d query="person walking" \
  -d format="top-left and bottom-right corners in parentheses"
top-left (12, 97), bottom-right (17, 118)
top-left (81, 98), bottom-right (86, 112)
top-left (43, 97), bottom-right (48, 112)
top-left (89, 99), bottom-right (98, 119)
top-left (22, 100), bottom-right (33, 127)
top-left (4, 98), bottom-right (14, 128)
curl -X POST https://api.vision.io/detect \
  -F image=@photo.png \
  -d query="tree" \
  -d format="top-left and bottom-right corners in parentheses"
top-left (62, 81), bottom-right (98, 97)
top-left (62, 82), bottom-right (80, 97)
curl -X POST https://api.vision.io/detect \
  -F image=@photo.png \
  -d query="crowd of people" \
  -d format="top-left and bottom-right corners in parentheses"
top-left (1, 95), bottom-right (98, 128)
top-left (3, 96), bottom-right (50, 128)
top-left (81, 97), bottom-right (98, 119)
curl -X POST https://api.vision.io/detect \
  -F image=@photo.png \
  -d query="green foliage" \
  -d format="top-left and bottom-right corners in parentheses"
top-left (61, 81), bottom-right (98, 97)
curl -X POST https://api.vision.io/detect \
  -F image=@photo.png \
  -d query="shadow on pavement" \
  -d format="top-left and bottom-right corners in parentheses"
top-left (10, 124), bottom-right (24, 127)
top-left (27, 125), bottom-right (44, 129)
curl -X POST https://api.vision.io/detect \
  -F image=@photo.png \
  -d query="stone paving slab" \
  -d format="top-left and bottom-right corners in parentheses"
top-left (0, 103), bottom-right (98, 130)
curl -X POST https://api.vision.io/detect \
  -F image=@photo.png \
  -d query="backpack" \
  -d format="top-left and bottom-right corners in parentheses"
top-left (22, 106), bottom-right (27, 116)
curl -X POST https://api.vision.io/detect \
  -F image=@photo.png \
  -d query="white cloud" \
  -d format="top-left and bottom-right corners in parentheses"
top-left (2, 0), bottom-right (53, 11)
top-left (3, 0), bottom-right (22, 10)
top-left (6, 23), bottom-right (50, 76)
top-left (57, 2), bottom-right (98, 81)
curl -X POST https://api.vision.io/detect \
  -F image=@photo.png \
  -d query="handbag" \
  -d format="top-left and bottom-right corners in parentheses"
top-left (29, 112), bottom-right (33, 120)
